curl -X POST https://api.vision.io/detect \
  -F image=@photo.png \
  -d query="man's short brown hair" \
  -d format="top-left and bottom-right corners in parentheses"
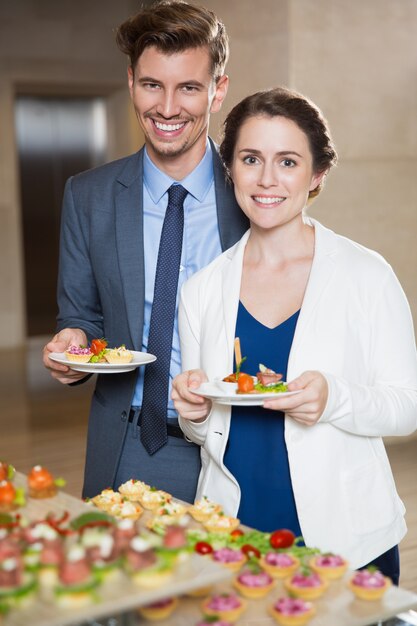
top-left (116, 0), bottom-right (229, 81)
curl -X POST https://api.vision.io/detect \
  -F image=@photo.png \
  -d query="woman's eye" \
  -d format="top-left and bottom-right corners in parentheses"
top-left (282, 158), bottom-right (296, 167)
top-left (243, 156), bottom-right (259, 165)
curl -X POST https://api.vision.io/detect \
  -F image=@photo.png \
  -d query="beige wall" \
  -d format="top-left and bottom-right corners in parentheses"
top-left (0, 0), bottom-right (416, 347)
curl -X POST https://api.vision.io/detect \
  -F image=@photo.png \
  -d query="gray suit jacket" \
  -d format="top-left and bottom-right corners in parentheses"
top-left (57, 139), bottom-right (248, 498)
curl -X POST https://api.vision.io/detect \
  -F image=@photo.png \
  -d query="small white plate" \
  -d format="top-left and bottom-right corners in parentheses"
top-left (49, 351), bottom-right (156, 374)
top-left (191, 382), bottom-right (301, 406)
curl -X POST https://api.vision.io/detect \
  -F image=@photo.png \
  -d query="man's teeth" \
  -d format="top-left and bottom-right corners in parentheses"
top-left (154, 121), bottom-right (186, 131)
top-left (253, 196), bottom-right (285, 204)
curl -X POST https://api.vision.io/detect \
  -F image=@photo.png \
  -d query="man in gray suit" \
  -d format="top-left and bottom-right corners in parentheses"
top-left (42, 1), bottom-right (248, 500)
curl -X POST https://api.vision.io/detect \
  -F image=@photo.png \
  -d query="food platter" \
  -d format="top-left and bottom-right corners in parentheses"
top-left (4, 474), bottom-right (231, 626)
top-left (49, 351), bottom-right (156, 374)
top-left (191, 381), bottom-right (302, 406)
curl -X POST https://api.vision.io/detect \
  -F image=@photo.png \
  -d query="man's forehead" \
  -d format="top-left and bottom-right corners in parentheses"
top-left (134, 45), bottom-right (213, 79)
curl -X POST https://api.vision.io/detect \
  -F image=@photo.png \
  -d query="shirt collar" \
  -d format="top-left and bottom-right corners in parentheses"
top-left (143, 140), bottom-right (214, 204)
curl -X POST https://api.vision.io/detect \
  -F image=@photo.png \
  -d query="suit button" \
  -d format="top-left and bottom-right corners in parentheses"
top-left (121, 411), bottom-right (127, 421)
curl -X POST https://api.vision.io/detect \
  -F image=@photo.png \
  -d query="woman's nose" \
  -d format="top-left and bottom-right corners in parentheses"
top-left (258, 163), bottom-right (278, 188)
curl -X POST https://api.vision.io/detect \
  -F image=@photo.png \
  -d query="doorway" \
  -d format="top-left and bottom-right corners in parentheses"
top-left (15, 96), bottom-right (108, 336)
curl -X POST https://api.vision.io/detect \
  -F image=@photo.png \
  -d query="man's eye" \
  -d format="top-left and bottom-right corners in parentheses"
top-left (181, 85), bottom-right (198, 92)
top-left (143, 82), bottom-right (160, 89)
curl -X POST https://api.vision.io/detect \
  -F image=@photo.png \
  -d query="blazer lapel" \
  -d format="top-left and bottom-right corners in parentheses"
top-left (221, 232), bottom-right (250, 371)
top-left (115, 149), bottom-right (145, 350)
top-left (210, 138), bottom-right (249, 250)
top-left (288, 218), bottom-right (338, 374)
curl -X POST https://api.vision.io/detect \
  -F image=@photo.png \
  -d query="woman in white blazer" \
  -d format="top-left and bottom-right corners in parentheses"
top-left (172, 87), bottom-right (417, 581)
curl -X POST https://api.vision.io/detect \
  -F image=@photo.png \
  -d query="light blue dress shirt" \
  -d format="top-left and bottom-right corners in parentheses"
top-left (132, 141), bottom-right (222, 419)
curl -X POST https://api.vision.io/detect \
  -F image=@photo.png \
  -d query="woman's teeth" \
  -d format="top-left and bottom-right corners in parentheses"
top-left (253, 196), bottom-right (285, 204)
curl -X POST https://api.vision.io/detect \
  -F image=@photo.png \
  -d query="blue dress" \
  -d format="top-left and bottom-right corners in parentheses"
top-left (223, 302), bottom-right (302, 534)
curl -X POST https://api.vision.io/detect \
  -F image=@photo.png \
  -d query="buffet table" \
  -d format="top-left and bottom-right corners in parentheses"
top-left (3, 473), bottom-right (417, 626)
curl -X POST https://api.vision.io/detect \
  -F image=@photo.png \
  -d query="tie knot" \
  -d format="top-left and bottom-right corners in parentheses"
top-left (168, 184), bottom-right (188, 208)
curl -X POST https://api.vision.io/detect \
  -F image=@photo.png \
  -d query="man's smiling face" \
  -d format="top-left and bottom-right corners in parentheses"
top-left (128, 45), bottom-right (228, 174)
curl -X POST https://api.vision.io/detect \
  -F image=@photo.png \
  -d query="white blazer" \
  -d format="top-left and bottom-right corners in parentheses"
top-left (178, 218), bottom-right (417, 569)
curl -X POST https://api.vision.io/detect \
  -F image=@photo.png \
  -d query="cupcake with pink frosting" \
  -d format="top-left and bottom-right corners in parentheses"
top-left (309, 553), bottom-right (348, 579)
top-left (348, 567), bottom-right (391, 600)
top-left (259, 551), bottom-right (300, 578)
top-left (201, 592), bottom-right (247, 622)
top-left (269, 596), bottom-right (315, 626)
top-left (284, 568), bottom-right (329, 600)
top-left (233, 566), bottom-right (275, 599)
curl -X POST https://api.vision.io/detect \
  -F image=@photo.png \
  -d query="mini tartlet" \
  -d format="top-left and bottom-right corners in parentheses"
top-left (188, 496), bottom-right (222, 522)
top-left (138, 488), bottom-right (171, 511)
top-left (309, 553), bottom-right (348, 580)
top-left (233, 568), bottom-right (275, 599)
top-left (65, 345), bottom-right (93, 363)
top-left (269, 596), bottom-right (315, 626)
top-left (348, 568), bottom-right (391, 600)
top-left (118, 479), bottom-right (150, 501)
top-left (201, 592), bottom-right (247, 622)
top-left (259, 552), bottom-right (300, 578)
top-left (203, 512), bottom-right (240, 533)
top-left (104, 346), bottom-right (133, 364)
top-left (284, 569), bottom-right (329, 600)
top-left (136, 596), bottom-right (178, 621)
top-left (212, 547), bottom-right (246, 572)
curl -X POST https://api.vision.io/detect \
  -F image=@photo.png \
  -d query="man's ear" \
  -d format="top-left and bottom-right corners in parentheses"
top-left (210, 75), bottom-right (229, 113)
top-left (127, 66), bottom-right (134, 98)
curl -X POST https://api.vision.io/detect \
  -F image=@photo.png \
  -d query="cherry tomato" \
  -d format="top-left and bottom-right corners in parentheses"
top-left (91, 338), bottom-right (108, 355)
top-left (230, 529), bottom-right (245, 540)
top-left (241, 544), bottom-right (261, 559)
top-left (237, 373), bottom-right (255, 393)
top-left (194, 541), bottom-right (213, 555)
top-left (269, 529), bottom-right (295, 549)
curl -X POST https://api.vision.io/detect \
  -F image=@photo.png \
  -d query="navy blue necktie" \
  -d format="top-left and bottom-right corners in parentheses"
top-left (140, 184), bottom-right (187, 455)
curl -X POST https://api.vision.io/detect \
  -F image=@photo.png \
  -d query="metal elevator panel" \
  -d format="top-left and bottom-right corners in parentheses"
top-left (15, 96), bottom-right (107, 336)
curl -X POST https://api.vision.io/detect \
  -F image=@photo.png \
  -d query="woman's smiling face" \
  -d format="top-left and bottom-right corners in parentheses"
top-left (230, 115), bottom-right (324, 231)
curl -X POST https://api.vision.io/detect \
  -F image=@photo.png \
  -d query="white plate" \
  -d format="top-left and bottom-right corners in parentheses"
top-left (49, 351), bottom-right (156, 374)
top-left (190, 382), bottom-right (301, 406)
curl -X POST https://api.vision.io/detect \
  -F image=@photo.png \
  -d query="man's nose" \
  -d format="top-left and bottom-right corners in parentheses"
top-left (155, 90), bottom-right (181, 118)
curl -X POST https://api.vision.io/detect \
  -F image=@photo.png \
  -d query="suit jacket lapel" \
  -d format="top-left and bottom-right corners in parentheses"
top-left (210, 138), bottom-right (249, 250)
top-left (115, 149), bottom-right (145, 350)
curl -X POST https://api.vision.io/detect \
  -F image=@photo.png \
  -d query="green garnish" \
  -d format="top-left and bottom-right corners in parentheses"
top-left (70, 511), bottom-right (115, 531)
top-left (235, 356), bottom-right (247, 378)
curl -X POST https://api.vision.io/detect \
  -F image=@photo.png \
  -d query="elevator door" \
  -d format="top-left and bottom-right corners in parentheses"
top-left (15, 96), bottom-right (107, 336)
